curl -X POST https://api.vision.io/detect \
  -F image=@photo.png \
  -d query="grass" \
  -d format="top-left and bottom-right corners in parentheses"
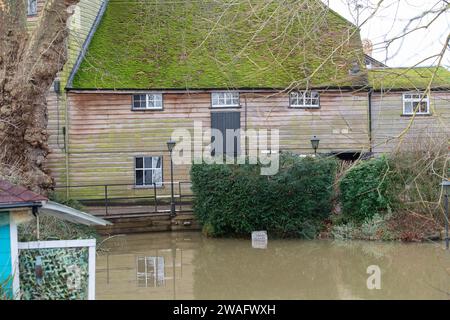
top-left (72, 0), bottom-right (366, 89)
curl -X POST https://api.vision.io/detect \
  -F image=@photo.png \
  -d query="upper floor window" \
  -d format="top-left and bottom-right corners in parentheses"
top-left (290, 91), bottom-right (320, 108)
top-left (403, 93), bottom-right (429, 115)
top-left (211, 92), bottom-right (240, 108)
top-left (27, 0), bottom-right (37, 16)
top-left (132, 93), bottom-right (163, 110)
top-left (135, 156), bottom-right (162, 187)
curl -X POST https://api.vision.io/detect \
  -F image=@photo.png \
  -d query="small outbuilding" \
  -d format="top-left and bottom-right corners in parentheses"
top-left (0, 179), bottom-right (110, 299)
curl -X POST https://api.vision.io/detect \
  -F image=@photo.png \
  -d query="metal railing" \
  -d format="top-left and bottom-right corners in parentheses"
top-left (53, 181), bottom-right (193, 217)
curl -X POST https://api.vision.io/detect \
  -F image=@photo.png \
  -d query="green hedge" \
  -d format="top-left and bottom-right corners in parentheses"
top-left (339, 156), bottom-right (399, 222)
top-left (190, 153), bottom-right (337, 238)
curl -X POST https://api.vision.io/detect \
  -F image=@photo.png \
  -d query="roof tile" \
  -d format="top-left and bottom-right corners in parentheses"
top-left (0, 179), bottom-right (47, 206)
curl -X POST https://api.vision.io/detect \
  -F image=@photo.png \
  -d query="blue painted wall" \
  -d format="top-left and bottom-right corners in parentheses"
top-left (0, 211), bottom-right (12, 296)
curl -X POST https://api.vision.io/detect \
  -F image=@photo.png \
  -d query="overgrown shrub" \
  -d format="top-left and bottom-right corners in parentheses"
top-left (190, 153), bottom-right (337, 238)
top-left (339, 156), bottom-right (400, 222)
top-left (389, 139), bottom-right (448, 221)
top-left (0, 277), bottom-right (12, 300)
top-left (18, 194), bottom-right (96, 242)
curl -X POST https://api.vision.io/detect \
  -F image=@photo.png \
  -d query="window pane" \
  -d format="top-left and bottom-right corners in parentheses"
top-left (153, 156), bottom-right (162, 169)
top-left (404, 102), bottom-right (412, 114)
top-left (419, 102), bottom-right (428, 113)
top-left (144, 156), bottom-right (152, 168)
top-left (144, 170), bottom-right (153, 185)
top-left (136, 170), bottom-right (143, 185)
top-left (153, 169), bottom-right (162, 185)
top-left (147, 94), bottom-right (163, 109)
top-left (135, 157), bottom-right (143, 168)
top-left (28, 0), bottom-right (37, 15)
top-left (133, 95), bottom-right (145, 109)
top-left (212, 94), bottom-right (219, 106)
top-left (133, 100), bottom-right (142, 109)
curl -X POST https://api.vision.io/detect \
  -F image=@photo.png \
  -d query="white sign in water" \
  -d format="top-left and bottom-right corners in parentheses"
top-left (252, 231), bottom-right (268, 249)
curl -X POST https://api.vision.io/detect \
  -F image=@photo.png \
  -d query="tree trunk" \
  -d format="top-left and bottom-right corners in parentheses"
top-left (0, 0), bottom-right (79, 193)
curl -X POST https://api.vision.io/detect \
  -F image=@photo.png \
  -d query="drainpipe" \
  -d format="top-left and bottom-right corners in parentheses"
top-left (64, 91), bottom-right (70, 199)
top-left (368, 88), bottom-right (373, 154)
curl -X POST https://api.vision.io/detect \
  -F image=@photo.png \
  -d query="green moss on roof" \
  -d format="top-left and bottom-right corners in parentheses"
top-left (72, 0), bottom-right (367, 89)
top-left (368, 67), bottom-right (450, 90)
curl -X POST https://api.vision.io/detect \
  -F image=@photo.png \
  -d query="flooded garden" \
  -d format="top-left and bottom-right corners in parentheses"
top-left (96, 232), bottom-right (450, 300)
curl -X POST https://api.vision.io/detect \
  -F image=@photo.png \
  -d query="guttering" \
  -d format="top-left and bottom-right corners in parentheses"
top-left (371, 87), bottom-right (450, 92)
top-left (66, 0), bottom-right (109, 88)
top-left (0, 202), bottom-right (43, 210)
top-left (368, 88), bottom-right (373, 153)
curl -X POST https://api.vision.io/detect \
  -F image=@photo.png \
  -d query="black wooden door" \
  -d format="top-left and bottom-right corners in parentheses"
top-left (211, 112), bottom-right (241, 156)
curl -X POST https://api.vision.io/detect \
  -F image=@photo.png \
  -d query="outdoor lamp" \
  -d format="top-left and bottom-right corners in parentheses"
top-left (310, 136), bottom-right (320, 155)
top-left (167, 140), bottom-right (176, 153)
top-left (442, 179), bottom-right (450, 250)
top-left (167, 140), bottom-right (177, 216)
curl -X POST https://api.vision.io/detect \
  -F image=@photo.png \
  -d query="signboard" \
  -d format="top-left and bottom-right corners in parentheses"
top-left (252, 231), bottom-right (268, 249)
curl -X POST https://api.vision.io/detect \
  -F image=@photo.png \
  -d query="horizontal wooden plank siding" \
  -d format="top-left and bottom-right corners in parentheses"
top-left (26, 0), bottom-right (46, 31)
top-left (50, 90), bottom-right (369, 198)
top-left (46, 0), bottom-right (105, 188)
top-left (371, 91), bottom-right (450, 154)
top-left (244, 91), bottom-right (369, 153)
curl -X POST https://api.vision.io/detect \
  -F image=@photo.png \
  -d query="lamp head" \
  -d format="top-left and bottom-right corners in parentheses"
top-left (442, 179), bottom-right (450, 196)
top-left (167, 140), bottom-right (176, 152)
top-left (310, 136), bottom-right (320, 152)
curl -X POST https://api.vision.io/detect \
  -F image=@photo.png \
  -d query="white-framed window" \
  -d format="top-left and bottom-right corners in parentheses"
top-left (211, 92), bottom-right (240, 108)
top-left (132, 93), bottom-right (163, 110)
top-left (289, 91), bottom-right (320, 108)
top-left (403, 93), bottom-right (429, 115)
top-left (135, 156), bottom-right (162, 187)
top-left (27, 0), bottom-right (37, 16)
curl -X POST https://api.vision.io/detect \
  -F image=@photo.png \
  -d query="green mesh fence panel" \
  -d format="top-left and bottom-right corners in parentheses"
top-left (19, 247), bottom-right (89, 300)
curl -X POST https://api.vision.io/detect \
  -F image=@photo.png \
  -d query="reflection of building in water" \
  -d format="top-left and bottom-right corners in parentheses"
top-left (136, 256), bottom-right (165, 287)
top-left (96, 233), bottom-right (198, 299)
top-left (135, 249), bottom-right (183, 289)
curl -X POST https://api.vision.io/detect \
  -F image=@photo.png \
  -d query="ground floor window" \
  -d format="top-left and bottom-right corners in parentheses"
top-left (135, 156), bottom-right (162, 187)
top-left (403, 93), bottom-right (429, 115)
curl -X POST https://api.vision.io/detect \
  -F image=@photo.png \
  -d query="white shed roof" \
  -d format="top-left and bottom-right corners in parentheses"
top-left (39, 201), bottom-right (111, 226)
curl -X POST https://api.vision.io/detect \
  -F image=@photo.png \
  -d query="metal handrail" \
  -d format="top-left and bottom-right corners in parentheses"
top-left (53, 181), bottom-right (193, 216)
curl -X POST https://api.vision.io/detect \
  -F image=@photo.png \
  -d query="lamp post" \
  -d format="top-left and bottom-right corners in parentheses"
top-left (310, 136), bottom-right (320, 155)
top-left (442, 179), bottom-right (450, 250)
top-left (167, 140), bottom-right (176, 216)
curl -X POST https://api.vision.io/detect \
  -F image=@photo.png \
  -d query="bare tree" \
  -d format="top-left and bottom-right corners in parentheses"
top-left (0, 0), bottom-right (79, 193)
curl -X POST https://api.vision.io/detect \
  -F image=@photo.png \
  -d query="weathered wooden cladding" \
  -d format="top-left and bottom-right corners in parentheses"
top-left (46, 90), bottom-right (370, 198)
top-left (371, 91), bottom-right (450, 153)
top-left (45, 0), bottom-right (105, 187)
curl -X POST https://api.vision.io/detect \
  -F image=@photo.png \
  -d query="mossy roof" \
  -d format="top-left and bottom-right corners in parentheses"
top-left (368, 67), bottom-right (450, 91)
top-left (71, 0), bottom-right (367, 90)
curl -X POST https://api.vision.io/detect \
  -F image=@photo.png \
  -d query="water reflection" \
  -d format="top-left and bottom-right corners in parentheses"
top-left (96, 232), bottom-right (450, 300)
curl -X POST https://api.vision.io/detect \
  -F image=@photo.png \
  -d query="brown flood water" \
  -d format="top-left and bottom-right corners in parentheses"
top-left (96, 232), bottom-right (450, 300)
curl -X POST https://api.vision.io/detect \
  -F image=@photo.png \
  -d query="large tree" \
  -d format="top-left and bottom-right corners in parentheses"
top-left (0, 0), bottom-right (78, 193)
